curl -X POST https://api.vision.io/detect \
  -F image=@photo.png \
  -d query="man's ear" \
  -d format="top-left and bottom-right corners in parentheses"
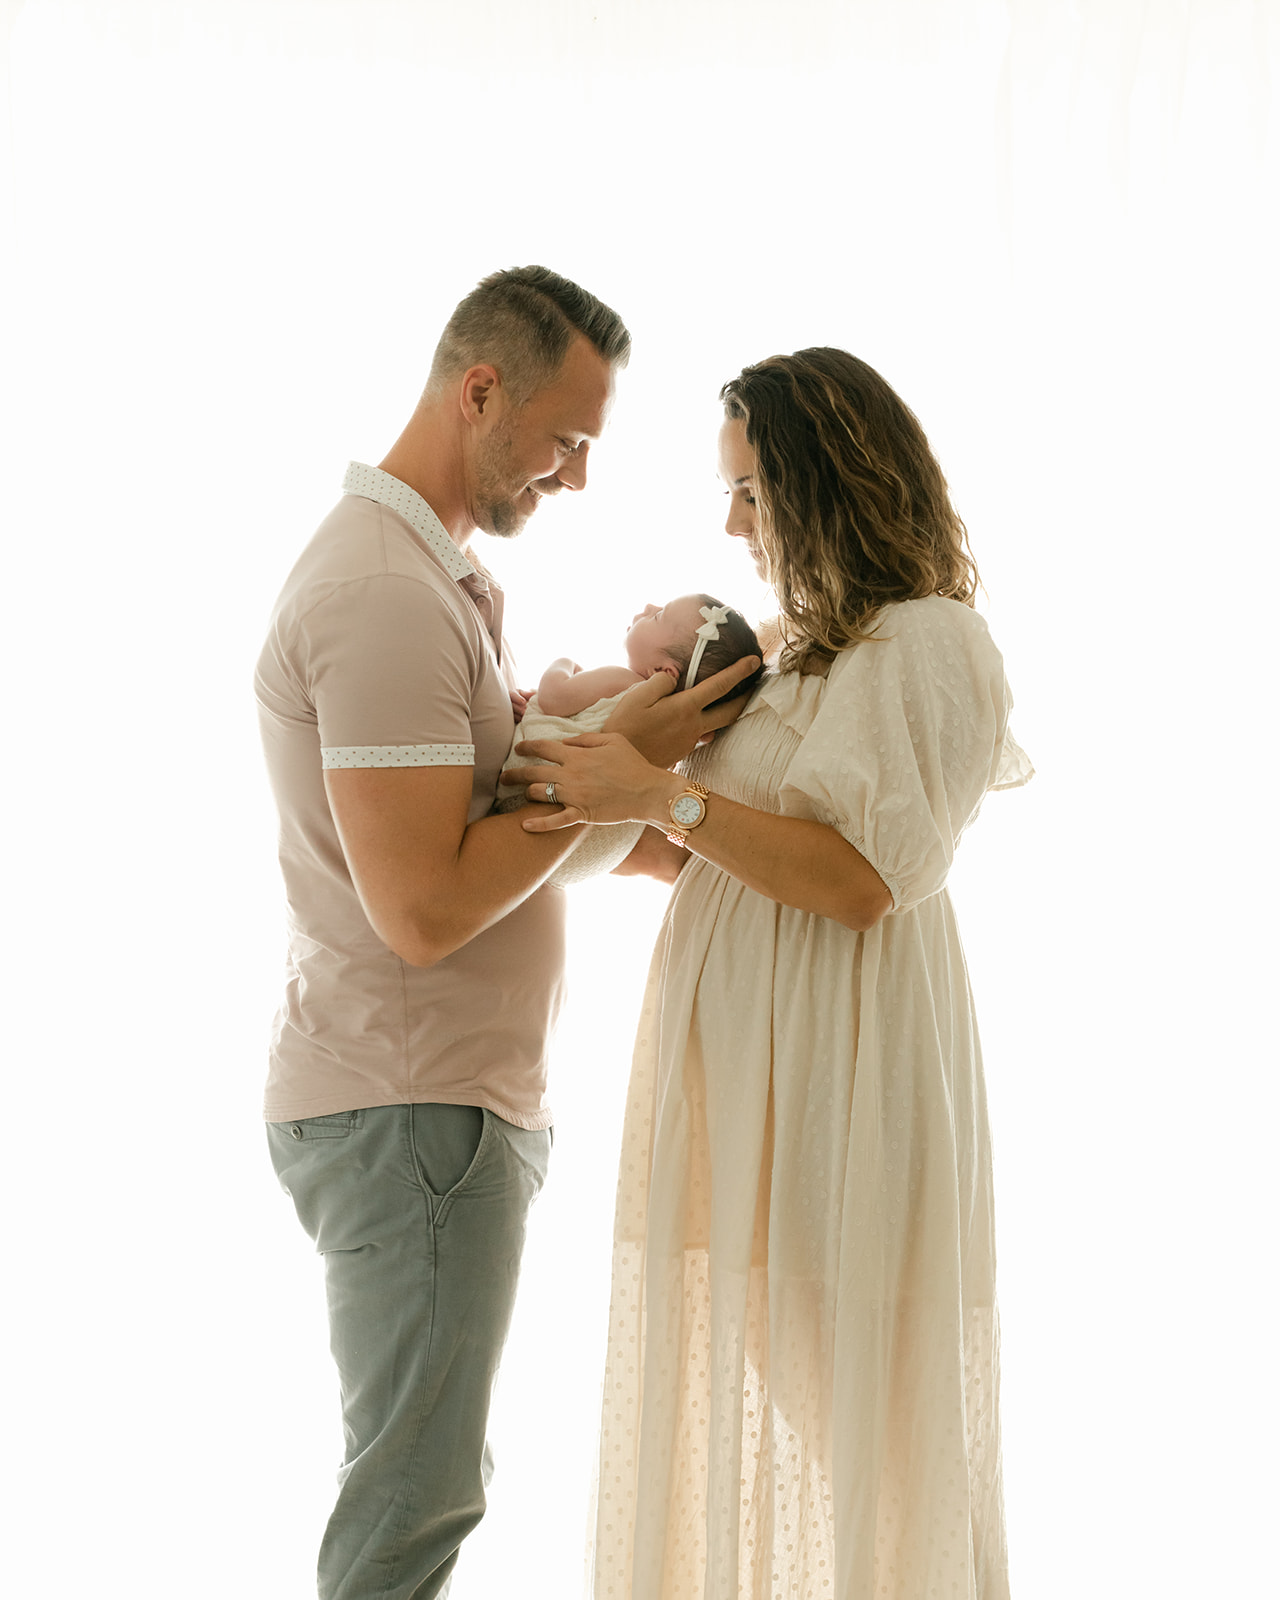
top-left (459, 364), bottom-right (503, 426)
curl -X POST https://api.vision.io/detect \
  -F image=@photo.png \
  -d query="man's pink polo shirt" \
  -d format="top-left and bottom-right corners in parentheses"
top-left (254, 463), bottom-right (564, 1128)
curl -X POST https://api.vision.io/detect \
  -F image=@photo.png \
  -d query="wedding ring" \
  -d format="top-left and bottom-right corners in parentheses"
top-left (545, 782), bottom-right (558, 804)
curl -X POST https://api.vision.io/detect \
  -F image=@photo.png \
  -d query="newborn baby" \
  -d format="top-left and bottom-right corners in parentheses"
top-left (496, 593), bottom-right (765, 883)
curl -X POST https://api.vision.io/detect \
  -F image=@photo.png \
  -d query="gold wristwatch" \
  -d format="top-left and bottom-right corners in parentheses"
top-left (665, 780), bottom-right (710, 846)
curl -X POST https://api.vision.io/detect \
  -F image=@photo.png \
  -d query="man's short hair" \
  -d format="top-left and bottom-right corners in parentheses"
top-left (426, 265), bottom-right (631, 405)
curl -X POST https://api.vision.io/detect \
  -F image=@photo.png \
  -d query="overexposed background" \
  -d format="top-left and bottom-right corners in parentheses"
top-left (2, 1), bottom-right (1276, 1595)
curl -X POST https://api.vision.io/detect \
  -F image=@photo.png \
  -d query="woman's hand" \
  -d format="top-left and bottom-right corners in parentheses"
top-left (604, 655), bottom-right (760, 769)
top-left (509, 725), bottom-right (892, 931)
top-left (505, 733), bottom-right (680, 834)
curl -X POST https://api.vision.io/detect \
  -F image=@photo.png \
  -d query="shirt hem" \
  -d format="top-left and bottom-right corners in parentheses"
top-left (263, 1087), bottom-right (553, 1131)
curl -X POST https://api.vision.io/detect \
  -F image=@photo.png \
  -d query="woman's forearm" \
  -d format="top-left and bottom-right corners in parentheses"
top-left (509, 734), bottom-right (888, 929)
top-left (639, 770), bottom-right (891, 931)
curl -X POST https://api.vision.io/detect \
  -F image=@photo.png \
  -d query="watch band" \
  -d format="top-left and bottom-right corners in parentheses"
top-left (665, 780), bottom-right (711, 847)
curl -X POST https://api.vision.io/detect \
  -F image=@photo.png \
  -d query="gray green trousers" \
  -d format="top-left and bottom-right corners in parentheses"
top-left (267, 1103), bottom-right (551, 1600)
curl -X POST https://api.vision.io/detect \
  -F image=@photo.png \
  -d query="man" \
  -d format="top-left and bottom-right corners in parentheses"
top-left (255, 266), bottom-right (755, 1600)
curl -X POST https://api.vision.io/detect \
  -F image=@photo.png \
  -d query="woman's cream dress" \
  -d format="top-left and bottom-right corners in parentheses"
top-left (590, 596), bottom-right (1033, 1600)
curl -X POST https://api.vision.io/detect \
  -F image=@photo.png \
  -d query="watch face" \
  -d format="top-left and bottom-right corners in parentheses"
top-left (671, 794), bottom-right (704, 827)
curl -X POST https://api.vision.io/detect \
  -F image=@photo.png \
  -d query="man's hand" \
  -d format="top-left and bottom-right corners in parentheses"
top-left (604, 654), bottom-right (760, 769)
top-left (611, 825), bottom-right (688, 885)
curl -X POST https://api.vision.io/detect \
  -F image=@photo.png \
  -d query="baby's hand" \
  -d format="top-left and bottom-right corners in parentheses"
top-left (509, 687), bottom-right (532, 719)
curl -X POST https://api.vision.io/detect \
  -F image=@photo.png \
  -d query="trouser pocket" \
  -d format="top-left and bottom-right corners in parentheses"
top-left (409, 1102), bottom-right (487, 1198)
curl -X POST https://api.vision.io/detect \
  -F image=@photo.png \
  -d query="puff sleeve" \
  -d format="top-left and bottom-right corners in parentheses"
top-left (777, 599), bottom-right (1031, 914)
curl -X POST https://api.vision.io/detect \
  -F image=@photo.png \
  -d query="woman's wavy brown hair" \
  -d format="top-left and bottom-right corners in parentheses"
top-left (720, 348), bottom-right (980, 674)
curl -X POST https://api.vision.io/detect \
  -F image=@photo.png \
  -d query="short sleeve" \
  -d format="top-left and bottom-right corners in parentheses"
top-left (777, 601), bottom-right (1030, 914)
top-left (296, 575), bottom-right (480, 769)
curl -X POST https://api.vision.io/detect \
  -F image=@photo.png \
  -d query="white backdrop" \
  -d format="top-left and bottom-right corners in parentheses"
top-left (2, 1), bottom-right (1277, 1596)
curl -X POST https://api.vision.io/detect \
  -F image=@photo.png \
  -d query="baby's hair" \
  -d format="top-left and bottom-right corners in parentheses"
top-left (667, 595), bottom-right (767, 709)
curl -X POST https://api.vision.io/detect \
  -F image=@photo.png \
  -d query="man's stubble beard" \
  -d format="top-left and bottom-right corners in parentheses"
top-left (473, 419), bottom-right (532, 540)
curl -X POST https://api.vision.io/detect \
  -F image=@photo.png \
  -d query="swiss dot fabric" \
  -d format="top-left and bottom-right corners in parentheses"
top-left (321, 743), bottom-right (475, 769)
top-left (341, 461), bottom-right (473, 580)
top-left (590, 596), bottom-right (1030, 1600)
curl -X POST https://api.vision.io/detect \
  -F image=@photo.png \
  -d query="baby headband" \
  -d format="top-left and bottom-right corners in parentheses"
top-left (684, 604), bottom-right (733, 690)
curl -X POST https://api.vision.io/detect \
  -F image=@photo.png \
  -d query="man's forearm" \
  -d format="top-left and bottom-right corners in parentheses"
top-left (394, 804), bottom-right (581, 966)
top-left (326, 763), bottom-right (582, 970)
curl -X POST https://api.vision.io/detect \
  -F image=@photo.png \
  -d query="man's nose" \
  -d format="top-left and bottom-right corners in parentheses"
top-left (555, 443), bottom-right (590, 492)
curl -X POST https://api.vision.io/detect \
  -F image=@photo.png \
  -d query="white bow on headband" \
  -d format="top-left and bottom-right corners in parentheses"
top-left (684, 604), bottom-right (733, 690)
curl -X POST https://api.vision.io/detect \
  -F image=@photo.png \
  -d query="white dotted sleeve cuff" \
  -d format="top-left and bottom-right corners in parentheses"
top-left (321, 744), bottom-right (475, 769)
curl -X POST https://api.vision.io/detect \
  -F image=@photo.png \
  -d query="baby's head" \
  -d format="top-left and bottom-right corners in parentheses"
top-left (626, 593), bottom-right (766, 707)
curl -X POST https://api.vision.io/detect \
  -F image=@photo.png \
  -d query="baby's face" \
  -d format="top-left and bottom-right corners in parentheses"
top-left (625, 594), bottom-right (706, 678)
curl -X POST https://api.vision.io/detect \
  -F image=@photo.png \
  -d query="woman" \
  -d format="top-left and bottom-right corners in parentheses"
top-left (511, 348), bottom-right (1032, 1599)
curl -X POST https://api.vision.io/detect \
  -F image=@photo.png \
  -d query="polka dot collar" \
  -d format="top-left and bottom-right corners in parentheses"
top-left (342, 462), bottom-right (474, 581)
